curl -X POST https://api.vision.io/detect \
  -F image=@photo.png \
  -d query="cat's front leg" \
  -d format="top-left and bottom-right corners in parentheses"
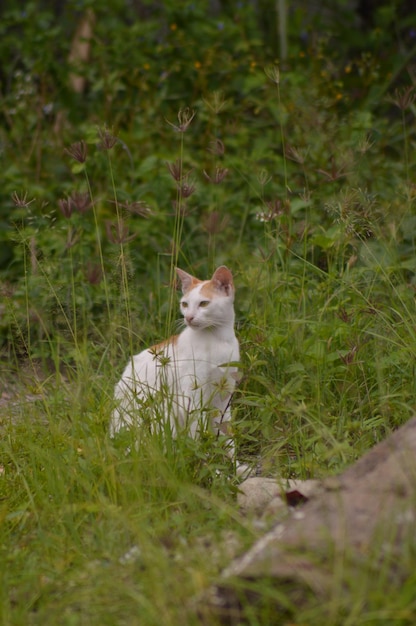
top-left (212, 410), bottom-right (248, 476)
top-left (212, 408), bottom-right (252, 477)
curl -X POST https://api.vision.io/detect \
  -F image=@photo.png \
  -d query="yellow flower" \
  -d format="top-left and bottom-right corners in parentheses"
top-left (345, 64), bottom-right (352, 74)
top-left (194, 61), bottom-right (202, 69)
top-left (143, 63), bottom-right (150, 70)
top-left (170, 23), bottom-right (177, 31)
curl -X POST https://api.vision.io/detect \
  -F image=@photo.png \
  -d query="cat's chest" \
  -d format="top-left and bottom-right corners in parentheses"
top-left (169, 331), bottom-right (238, 377)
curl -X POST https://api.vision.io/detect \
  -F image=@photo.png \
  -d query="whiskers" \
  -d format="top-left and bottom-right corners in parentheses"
top-left (175, 310), bottom-right (227, 332)
top-left (174, 318), bottom-right (187, 332)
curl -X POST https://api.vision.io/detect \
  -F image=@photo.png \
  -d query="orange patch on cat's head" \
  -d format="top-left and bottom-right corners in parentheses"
top-left (200, 266), bottom-right (234, 298)
top-left (176, 266), bottom-right (234, 297)
top-left (200, 280), bottom-right (234, 298)
top-left (199, 280), bottom-right (219, 298)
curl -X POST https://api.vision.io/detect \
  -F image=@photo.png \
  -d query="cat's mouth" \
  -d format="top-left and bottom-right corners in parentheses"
top-left (186, 318), bottom-right (213, 329)
top-left (186, 319), bottom-right (200, 328)
top-left (186, 319), bottom-right (216, 330)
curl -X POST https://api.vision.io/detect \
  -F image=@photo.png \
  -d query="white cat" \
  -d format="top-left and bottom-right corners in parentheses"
top-left (111, 266), bottom-right (241, 466)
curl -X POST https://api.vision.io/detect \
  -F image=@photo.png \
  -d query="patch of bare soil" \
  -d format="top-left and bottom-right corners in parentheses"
top-left (0, 359), bottom-right (51, 420)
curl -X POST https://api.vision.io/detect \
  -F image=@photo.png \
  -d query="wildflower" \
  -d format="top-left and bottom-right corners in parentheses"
top-left (58, 197), bottom-right (74, 219)
top-left (97, 126), bottom-right (118, 150)
top-left (65, 141), bottom-right (87, 163)
top-left (194, 61), bottom-right (202, 69)
top-left (11, 191), bottom-right (35, 208)
top-left (166, 107), bottom-right (196, 133)
top-left (263, 204), bottom-right (283, 222)
top-left (256, 198), bottom-right (289, 222)
top-left (170, 23), bottom-right (177, 31)
top-left (203, 167), bottom-right (229, 184)
top-left (105, 220), bottom-right (137, 244)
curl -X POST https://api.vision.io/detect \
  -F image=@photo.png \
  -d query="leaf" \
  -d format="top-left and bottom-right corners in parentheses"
top-left (71, 162), bottom-right (86, 174)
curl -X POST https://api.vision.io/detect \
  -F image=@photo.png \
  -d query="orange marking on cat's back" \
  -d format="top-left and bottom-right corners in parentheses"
top-left (151, 334), bottom-right (179, 352)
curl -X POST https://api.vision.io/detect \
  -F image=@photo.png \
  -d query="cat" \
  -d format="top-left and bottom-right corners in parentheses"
top-left (110, 265), bottom-right (242, 468)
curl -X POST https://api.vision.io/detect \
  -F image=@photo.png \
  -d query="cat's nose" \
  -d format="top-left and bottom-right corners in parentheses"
top-left (186, 315), bottom-right (194, 324)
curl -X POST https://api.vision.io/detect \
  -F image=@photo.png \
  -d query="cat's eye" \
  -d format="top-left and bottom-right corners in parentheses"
top-left (181, 301), bottom-right (188, 308)
top-left (199, 300), bottom-right (210, 308)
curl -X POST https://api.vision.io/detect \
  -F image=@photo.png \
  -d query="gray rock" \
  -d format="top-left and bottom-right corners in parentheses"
top-left (237, 477), bottom-right (321, 515)
top-left (202, 417), bottom-right (416, 622)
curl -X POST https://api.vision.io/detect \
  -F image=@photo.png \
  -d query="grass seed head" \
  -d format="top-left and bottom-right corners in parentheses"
top-left (105, 219), bottom-right (137, 244)
top-left (178, 178), bottom-right (196, 198)
top-left (203, 167), bottom-right (229, 184)
top-left (207, 138), bottom-right (225, 156)
top-left (11, 191), bottom-right (35, 208)
top-left (388, 86), bottom-right (415, 111)
top-left (71, 191), bottom-right (91, 214)
top-left (118, 200), bottom-right (153, 218)
top-left (97, 126), bottom-right (118, 150)
top-left (64, 141), bottom-right (87, 163)
top-left (166, 107), bottom-right (196, 132)
top-left (265, 63), bottom-right (280, 84)
top-left (58, 197), bottom-right (74, 219)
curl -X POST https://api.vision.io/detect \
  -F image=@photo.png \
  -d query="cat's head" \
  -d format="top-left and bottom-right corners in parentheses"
top-left (176, 266), bottom-right (235, 330)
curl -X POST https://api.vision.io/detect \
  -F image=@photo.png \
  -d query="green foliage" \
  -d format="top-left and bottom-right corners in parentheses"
top-left (1, 0), bottom-right (416, 624)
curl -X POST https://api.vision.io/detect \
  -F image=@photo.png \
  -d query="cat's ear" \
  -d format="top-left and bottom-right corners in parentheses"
top-left (175, 268), bottom-right (197, 294)
top-left (211, 266), bottom-right (234, 296)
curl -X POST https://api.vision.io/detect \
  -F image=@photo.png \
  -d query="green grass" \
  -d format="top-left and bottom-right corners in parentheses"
top-left (0, 375), bottom-right (253, 626)
top-left (2, 228), bottom-right (416, 624)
